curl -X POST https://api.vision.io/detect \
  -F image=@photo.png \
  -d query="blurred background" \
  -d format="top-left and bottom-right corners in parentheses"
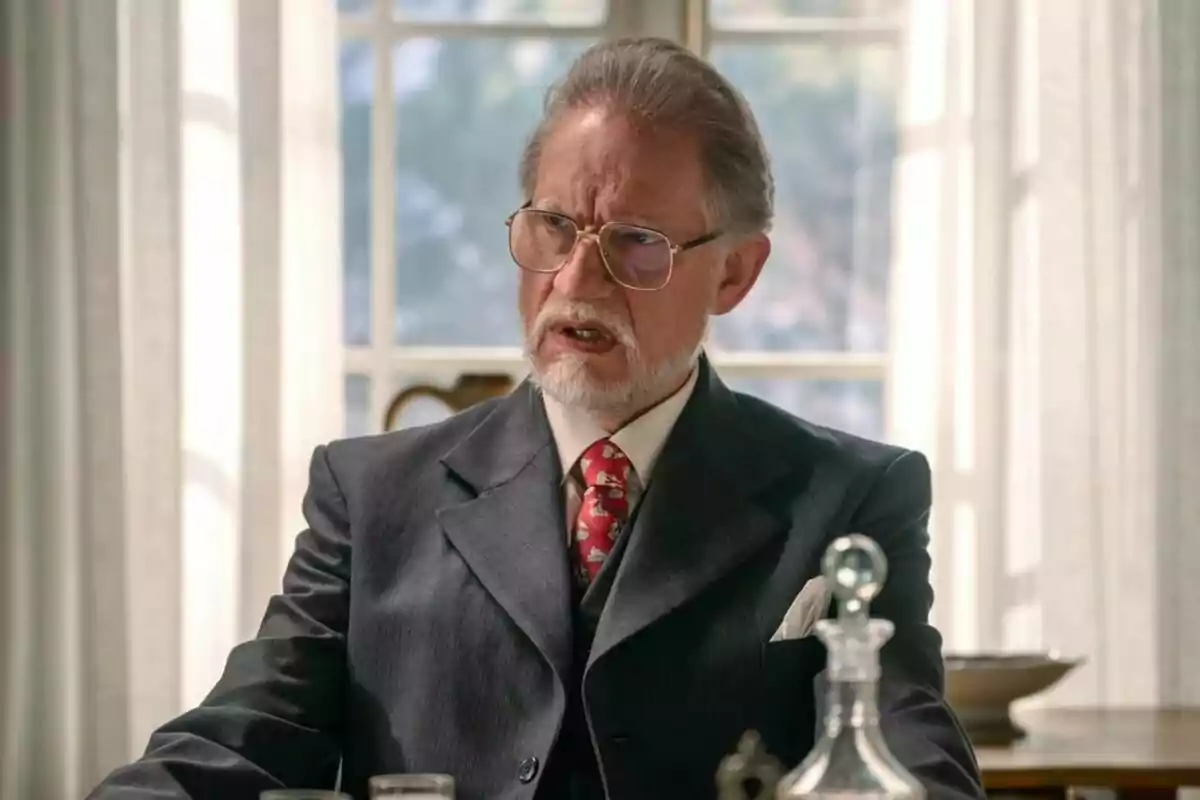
top-left (3, 0), bottom-right (1199, 796)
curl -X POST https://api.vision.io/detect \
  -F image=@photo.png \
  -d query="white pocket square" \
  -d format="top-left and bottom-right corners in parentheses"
top-left (770, 576), bottom-right (832, 642)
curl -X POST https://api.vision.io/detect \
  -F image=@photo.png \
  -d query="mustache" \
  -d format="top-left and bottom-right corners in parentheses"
top-left (529, 301), bottom-right (638, 351)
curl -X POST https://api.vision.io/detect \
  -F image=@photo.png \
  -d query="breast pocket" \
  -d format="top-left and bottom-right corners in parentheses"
top-left (762, 636), bottom-right (826, 688)
top-left (755, 636), bottom-right (827, 764)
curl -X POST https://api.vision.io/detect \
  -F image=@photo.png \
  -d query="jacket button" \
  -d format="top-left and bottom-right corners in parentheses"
top-left (517, 756), bottom-right (540, 784)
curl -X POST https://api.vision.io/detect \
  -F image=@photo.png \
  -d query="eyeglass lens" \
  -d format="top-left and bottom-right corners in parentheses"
top-left (508, 210), bottom-right (672, 290)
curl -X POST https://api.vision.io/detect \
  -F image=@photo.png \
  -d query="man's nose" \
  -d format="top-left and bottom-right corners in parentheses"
top-left (552, 233), bottom-right (616, 300)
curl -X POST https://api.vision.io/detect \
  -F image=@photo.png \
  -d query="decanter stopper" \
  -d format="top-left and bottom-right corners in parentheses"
top-left (775, 534), bottom-right (925, 799)
top-left (824, 533), bottom-right (887, 621)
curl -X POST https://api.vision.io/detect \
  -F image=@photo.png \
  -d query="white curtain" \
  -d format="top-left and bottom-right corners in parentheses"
top-left (0, 0), bottom-right (343, 797)
top-left (890, 0), bottom-right (1200, 707)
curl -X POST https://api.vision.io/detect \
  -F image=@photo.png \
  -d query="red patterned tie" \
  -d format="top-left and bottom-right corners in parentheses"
top-left (573, 438), bottom-right (633, 585)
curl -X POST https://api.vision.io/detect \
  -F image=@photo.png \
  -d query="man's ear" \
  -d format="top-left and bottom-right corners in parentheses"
top-left (711, 233), bottom-right (770, 315)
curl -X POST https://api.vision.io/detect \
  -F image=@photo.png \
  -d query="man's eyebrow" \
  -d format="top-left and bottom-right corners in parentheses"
top-left (530, 198), bottom-right (566, 213)
top-left (529, 199), bottom-right (670, 232)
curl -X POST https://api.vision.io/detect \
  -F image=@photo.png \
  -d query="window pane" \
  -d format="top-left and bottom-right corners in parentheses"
top-left (394, 0), bottom-right (606, 25)
top-left (345, 374), bottom-right (373, 436)
top-left (710, 0), bottom-right (900, 25)
top-left (722, 377), bottom-right (884, 440)
top-left (384, 374), bottom-right (520, 430)
top-left (341, 42), bottom-right (373, 346)
top-left (392, 37), bottom-right (594, 346)
top-left (385, 378), bottom-right (458, 430)
top-left (708, 44), bottom-right (898, 352)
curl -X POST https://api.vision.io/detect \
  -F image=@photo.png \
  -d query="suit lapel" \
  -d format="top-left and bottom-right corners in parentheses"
top-left (436, 383), bottom-right (573, 683)
top-left (588, 359), bottom-right (795, 670)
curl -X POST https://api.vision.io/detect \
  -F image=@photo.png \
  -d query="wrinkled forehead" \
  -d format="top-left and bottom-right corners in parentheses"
top-left (532, 106), bottom-right (710, 228)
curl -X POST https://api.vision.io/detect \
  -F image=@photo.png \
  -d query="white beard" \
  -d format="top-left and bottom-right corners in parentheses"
top-left (523, 302), bottom-right (707, 418)
top-left (530, 342), bottom-right (701, 416)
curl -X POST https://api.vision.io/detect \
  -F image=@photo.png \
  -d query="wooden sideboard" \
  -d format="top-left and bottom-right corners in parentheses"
top-left (976, 708), bottom-right (1200, 798)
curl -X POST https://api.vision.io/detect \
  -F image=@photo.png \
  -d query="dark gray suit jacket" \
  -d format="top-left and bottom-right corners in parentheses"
top-left (88, 360), bottom-right (984, 800)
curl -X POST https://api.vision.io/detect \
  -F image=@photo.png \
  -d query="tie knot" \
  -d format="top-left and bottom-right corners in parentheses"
top-left (579, 438), bottom-right (632, 491)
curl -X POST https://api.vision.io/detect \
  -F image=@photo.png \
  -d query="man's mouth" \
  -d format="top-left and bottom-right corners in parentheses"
top-left (548, 321), bottom-right (620, 352)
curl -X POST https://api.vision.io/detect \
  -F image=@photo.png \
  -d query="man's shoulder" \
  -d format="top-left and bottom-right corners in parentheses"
top-left (727, 388), bottom-right (919, 478)
top-left (319, 393), bottom-right (513, 487)
top-left (725, 390), bottom-right (931, 529)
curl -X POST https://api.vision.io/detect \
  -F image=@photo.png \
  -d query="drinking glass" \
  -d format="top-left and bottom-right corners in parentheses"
top-left (368, 773), bottom-right (455, 799)
top-left (260, 792), bottom-right (351, 800)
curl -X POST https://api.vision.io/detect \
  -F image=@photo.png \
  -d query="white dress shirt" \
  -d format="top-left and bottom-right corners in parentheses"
top-left (542, 368), bottom-right (699, 534)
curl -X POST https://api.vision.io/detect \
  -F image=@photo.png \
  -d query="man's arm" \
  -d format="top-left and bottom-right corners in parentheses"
top-left (846, 449), bottom-right (985, 800)
top-left (87, 445), bottom-right (351, 799)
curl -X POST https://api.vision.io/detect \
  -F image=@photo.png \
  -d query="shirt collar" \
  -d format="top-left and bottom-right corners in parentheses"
top-left (542, 367), bottom-right (699, 486)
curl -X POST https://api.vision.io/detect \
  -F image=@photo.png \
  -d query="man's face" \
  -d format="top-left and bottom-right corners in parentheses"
top-left (519, 106), bottom-right (768, 423)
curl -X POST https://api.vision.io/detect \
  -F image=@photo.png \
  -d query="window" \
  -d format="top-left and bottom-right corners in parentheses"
top-left (338, 0), bottom-right (902, 440)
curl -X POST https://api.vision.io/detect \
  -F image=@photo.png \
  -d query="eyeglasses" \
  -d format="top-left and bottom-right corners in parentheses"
top-left (505, 204), bottom-right (722, 291)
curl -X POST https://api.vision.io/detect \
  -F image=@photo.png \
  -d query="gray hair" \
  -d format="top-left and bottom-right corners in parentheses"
top-left (518, 37), bottom-right (775, 235)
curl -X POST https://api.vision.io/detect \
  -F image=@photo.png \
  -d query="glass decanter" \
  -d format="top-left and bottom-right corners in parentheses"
top-left (716, 535), bottom-right (924, 800)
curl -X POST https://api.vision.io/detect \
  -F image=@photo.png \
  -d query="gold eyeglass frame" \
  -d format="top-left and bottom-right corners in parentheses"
top-left (504, 202), bottom-right (722, 292)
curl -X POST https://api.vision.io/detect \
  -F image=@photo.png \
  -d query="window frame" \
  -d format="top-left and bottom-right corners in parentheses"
top-left (338, 0), bottom-right (904, 433)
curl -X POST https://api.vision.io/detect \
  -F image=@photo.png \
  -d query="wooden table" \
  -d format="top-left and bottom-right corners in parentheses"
top-left (975, 708), bottom-right (1200, 799)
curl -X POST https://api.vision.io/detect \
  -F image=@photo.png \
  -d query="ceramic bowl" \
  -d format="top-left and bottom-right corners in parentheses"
top-left (943, 653), bottom-right (1082, 746)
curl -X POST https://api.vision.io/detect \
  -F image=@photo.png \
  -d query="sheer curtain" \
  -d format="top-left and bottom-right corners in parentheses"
top-left (890, 0), bottom-right (1200, 707)
top-left (0, 1), bottom-right (343, 797)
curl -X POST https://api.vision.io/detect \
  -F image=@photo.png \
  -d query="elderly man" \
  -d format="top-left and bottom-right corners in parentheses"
top-left (89, 37), bottom-right (983, 800)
